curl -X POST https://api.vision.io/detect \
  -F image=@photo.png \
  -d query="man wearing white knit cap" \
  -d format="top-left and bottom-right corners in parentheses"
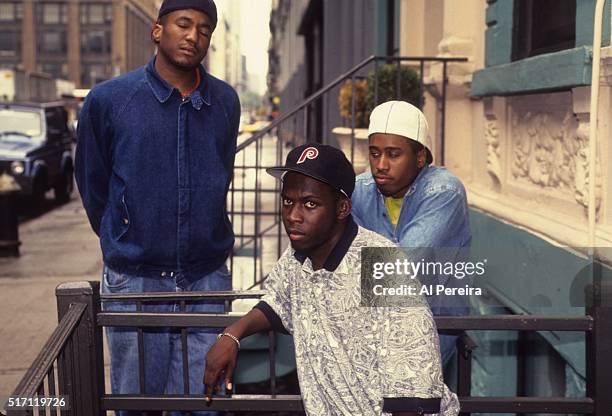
top-left (351, 100), bottom-right (471, 366)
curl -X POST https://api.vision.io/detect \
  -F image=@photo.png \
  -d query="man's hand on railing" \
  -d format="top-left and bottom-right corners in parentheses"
top-left (203, 334), bottom-right (239, 401)
top-left (203, 308), bottom-right (273, 401)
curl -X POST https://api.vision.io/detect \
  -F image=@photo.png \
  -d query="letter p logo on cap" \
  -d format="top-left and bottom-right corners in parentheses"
top-left (296, 147), bottom-right (319, 164)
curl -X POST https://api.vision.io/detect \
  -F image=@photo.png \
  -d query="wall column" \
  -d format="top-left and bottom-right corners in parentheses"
top-left (67, 0), bottom-right (81, 86)
top-left (21, 0), bottom-right (36, 71)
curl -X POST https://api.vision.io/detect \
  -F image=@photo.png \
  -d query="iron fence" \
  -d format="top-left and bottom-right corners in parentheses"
top-left (6, 281), bottom-right (612, 415)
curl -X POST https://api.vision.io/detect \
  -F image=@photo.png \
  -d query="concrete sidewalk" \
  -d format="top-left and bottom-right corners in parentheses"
top-left (0, 198), bottom-right (103, 399)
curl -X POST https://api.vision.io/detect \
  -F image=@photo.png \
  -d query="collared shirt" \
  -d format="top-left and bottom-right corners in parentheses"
top-left (255, 219), bottom-right (460, 416)
top-left (75, 56), bottom-right (240, 283)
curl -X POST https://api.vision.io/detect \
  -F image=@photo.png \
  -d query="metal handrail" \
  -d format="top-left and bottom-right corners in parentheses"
top-left (95, 307), bottom-right (594, 331)
top-left (235, 55), bottom-right (468, 153)
top-left (7, 282), bottom-right (611, 415)
top-left (10, 302), bottom-right (86, 397)
top-left (94, 310), bottom-right (601, 415)
top-left (100, 395), bottom-right (595, 414)
top-left (100, 290), bottom-right (265, 302)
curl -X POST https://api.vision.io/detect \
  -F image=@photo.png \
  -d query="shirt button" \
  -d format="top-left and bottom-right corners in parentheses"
top-left (161, 272), bottom-right (167, 277)
top-left (123, 218), bottom-right (129, 224)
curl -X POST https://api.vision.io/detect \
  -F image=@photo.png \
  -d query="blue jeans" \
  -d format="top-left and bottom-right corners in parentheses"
top-left (102, 264), bottom-right (231, 416)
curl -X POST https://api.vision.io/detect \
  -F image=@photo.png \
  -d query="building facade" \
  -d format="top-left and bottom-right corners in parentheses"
top-left (268, 0), bottom-right (396, 142)
top-left (206, 0), bottom-right (246, 93)
top-left (0, 0), bottom-right (158, 88)
top-left (266, 0), bottom-right (612, 402)
top-left (403, 0), bottom-right (611, 400)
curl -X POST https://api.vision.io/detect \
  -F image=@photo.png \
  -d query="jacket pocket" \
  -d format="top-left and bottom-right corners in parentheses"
top-left (111, 182), bottom-right (130, 241)
top-left (116, 194), bottom-right (130, 240)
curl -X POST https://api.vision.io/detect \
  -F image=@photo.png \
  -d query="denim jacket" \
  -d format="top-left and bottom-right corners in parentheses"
top-left (75, 57), bottom-right (240, 282)
top-left (352, 166), bottom-right (471, 249)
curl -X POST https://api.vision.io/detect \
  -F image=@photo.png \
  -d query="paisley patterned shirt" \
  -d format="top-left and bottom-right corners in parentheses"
top-left (259, 223), bottom-right (460, 416)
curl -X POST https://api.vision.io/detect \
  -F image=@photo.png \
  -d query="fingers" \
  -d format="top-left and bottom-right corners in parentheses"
top-left (203, 364), bottom-right (221, 402)
top-left (204, 370), bottom-right (227, 402)
top-left (224, 362), bottom-right (236, 391)
top-left (203, 339), bottom-right (239, 402)
top-left (204, 369), bottom-right (216, 402)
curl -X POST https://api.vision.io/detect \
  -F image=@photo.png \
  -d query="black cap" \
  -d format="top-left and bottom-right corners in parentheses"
top-left (267, 144), bottom-right (356, 197)
top-left (158, 0), bottom-right (217, 28)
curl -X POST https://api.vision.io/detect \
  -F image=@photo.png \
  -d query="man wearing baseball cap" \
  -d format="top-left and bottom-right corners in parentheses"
top-left (204, 144), bottom-right (460, 415)
top-left (351, 101), bottom-right (472, 365)
top-left (75, 0), bottom-right (240, 410)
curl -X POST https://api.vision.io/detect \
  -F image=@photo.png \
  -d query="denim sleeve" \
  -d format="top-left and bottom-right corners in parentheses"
top-left (400, 187), bottom-right (470, 322)
top-left (75, 93), bottom-right (112, 236)
top-left (350, 183), bottom-right (365, 227)
top-left (399, 187), bottom-right (468, 248)
top-left (226, 93), bottom-right (240, 170)
top-left (220, 92), bottom-right (240, 198)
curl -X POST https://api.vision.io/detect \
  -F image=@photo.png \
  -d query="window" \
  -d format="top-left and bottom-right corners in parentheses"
top-left (0, 109), bottom-right (42, 137)
top-left (37, 3), bottom-right (69, 24)
top-left (0, 30), bottom-right (19, 55)
top-left (45, 107), bottom-right (68, 141)
top-left (38, 31), bottom-right (67, 54)
top-left (81, 30), bottom-right (111, 54)
top-left (0, 2), bottom-right (22, 21)
top-left (89, 4), bottom-right (104, 23)
top-left (38, 62), bottom-right (67, 78)
top-left (81, 63), bottom-right (109, 87)
top-left (513, 0), bottom-right (576, 60)
top-left (80, 3), bottom-right (113, 25)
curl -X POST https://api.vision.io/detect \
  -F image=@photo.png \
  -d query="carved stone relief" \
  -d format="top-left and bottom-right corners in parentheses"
top-left (573, 113), bottom-right (603, 213)
top-left (484, 116), bottom-right (501, 187)
top-left (508, 102), bottom-right (601, 214)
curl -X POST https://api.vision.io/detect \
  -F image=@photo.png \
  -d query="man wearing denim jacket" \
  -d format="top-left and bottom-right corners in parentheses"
top-left (351, 101), bottom-right (471, 365)
top-left (75, 0), bottom-right (239, 413)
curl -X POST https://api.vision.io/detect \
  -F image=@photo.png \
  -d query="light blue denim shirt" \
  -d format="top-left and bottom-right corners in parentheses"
top-left (352, 166), bottom-right (471, 249)
top-left (352, 165), bottom-right (472, 364)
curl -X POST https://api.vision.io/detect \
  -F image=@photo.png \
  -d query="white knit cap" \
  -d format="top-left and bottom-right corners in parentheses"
top-left (368, 100), bottom-right (432, 163)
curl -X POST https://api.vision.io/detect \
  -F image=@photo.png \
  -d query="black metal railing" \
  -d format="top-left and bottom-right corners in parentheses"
top-left (6, 282), bottom-right (105, 416)
top-left (228, 55), bottom-right (468, 290)
top-left (7, 281), bottom-right (612, 415)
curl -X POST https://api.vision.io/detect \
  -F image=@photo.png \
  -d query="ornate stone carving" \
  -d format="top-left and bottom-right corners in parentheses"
top-left (509, 107), bottom-right (601, 212)
top-left (573, 115), bottom-right (602, 212)
top-left (484, 116), bottom-right (501, 187)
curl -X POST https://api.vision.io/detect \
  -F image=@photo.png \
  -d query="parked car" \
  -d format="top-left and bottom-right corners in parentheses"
top-left (0, 102), bottom-right (75, 204)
